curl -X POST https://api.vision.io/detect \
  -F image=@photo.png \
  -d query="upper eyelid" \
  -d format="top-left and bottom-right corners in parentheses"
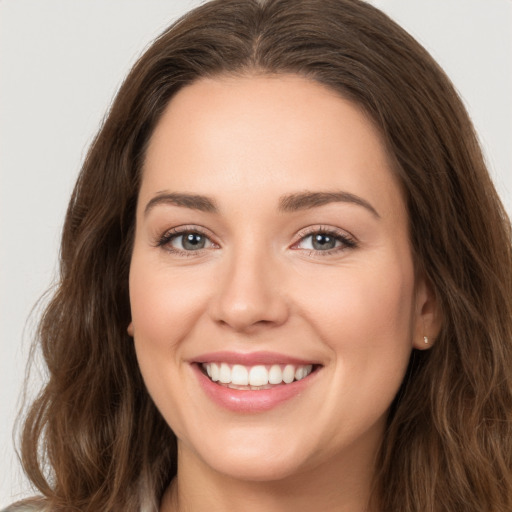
top-left (293, 225), bottom-right (356, 242)
top-left (159, 224), bottom-right (353, 238)
top-left (154, 225), bottom-right (217, 250)
top-left (161, 225), bottom-right (216, 240)
top-left (157, 224), bottom-right (356, 249)
top-left (156, 228), bottom-right (217, 256)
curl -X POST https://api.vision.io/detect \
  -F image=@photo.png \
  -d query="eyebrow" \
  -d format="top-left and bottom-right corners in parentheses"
top-left (278, 191), bottom-right (380, 218)
top-left (144, 192), bottom-right (219, 215)
top-left (144, 190), bottom-right (380, 218)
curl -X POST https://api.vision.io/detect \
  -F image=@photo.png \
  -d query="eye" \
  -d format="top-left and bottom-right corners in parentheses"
top-left (299, 232), bottom-right (340, 251)
top-left (172, 232), bottom-right (210, 251)
top-left (295, 227), bottom-right (357, 254)
top-left (157, 227), bottom-right (216, 254)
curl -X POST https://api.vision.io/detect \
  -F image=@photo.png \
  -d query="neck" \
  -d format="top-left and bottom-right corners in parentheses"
top-left (160, 441), bottom-right (380, 512)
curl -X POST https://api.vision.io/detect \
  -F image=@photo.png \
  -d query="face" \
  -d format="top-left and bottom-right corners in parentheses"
top-left (129, 74), bottom-right (435, 483)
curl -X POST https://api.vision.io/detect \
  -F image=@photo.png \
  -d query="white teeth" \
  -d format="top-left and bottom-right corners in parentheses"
top-left (268, 364), bottom-right (282, 384)
top-left (249, 365), bottom-right (269, 386)
top-left (231, 364), bottom-right (249, 385)
top-left (295, 366), bottom-right (305, 381)
top-left (303, 365), bottom-right (313, 380)
top-left (282, 364), bottom-right (295, 384)
top-left (202, 362), bottom-right (314, 388)
top-left (219, 363), bottom-right (231, 384)
top-left (211, 363), bottom-right (220, 382)
top-left (295, 365), bottom-right (313, 381)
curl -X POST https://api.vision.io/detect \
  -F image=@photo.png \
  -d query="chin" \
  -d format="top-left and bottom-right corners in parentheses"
top-left (204, 450), bottom-right (308, 483)
top-left (181, 426), bottom-right (313, 483)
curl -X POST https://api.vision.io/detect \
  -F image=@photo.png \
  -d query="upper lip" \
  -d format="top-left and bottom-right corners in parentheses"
top-left (191, 351), bottom-right (319, 366)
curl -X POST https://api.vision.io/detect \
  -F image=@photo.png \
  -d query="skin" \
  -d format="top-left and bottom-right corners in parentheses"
top-left (128, 74), bottom-right (440, 512)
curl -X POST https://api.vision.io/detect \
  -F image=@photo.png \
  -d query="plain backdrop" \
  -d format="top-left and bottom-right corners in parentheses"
top-left (1, 0), bottom-right (511, 506)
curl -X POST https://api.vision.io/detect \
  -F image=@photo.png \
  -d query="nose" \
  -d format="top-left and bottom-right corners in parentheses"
top-left (210, 246), bottom-right (290, 333)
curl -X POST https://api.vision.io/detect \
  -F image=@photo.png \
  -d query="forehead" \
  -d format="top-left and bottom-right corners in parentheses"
top-left (141, 74), bottom-right (404, 220)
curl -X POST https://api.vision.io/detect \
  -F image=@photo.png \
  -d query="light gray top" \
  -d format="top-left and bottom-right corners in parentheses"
top-left (1, 505), bottom-right (46, 512)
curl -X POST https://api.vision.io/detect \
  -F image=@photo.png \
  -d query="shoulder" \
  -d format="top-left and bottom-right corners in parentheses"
top-left (1, 503), bottom-right (48, 512)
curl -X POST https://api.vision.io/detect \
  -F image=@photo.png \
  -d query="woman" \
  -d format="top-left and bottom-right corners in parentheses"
top-left (5, 0), bottom-right (512, 510)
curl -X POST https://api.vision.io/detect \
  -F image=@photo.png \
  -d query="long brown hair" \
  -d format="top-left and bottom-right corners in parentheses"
top-left (18, 0), bottom-right (512, 510)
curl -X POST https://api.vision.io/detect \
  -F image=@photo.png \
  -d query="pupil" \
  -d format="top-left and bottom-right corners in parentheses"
top-left (183, 233), bottom-right (205, 250)
top-left (312, 233), bottom-right (335, 250)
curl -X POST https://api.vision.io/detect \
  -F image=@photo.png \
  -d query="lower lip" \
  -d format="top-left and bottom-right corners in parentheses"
top-left (192, 364), bottom-right (318, 413)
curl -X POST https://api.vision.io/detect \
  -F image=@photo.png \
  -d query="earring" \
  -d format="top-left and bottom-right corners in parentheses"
top-left (423, 336), bottom-right (429, 345)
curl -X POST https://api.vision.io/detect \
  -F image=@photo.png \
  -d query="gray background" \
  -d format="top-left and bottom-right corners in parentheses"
top-left (1, 0), bottom-right (511, 505)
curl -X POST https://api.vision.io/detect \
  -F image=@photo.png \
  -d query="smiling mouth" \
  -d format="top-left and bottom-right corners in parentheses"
top-left (200, 362), bottom-right (317, 390)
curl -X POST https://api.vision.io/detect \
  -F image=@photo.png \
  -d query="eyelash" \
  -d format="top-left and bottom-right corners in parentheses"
top-left (294, 225), bottom-right (358, 256)
top-left (156, 225), bottom-right (358, 258)
top-left (156, 226), bottom-right (215, 258)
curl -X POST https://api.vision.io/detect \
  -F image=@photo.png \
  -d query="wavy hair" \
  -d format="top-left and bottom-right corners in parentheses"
top-left (17, 0), bottom-right (512, 510)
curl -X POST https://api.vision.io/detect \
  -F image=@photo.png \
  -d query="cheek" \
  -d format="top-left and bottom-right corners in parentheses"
top-left (298, 256), bottom-right (415, 376)
top-left (129, 260), bottom-right (212, 352)
top-left (295, 257), bottom-right (416, 441)
top-left (128, 258), bottom-right (215, 437)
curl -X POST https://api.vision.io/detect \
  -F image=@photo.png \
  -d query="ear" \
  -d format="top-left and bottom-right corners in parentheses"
top-left (127, 322), bottom-right (134, 337)
top-left (412, 272), bottom-right (442, 350)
